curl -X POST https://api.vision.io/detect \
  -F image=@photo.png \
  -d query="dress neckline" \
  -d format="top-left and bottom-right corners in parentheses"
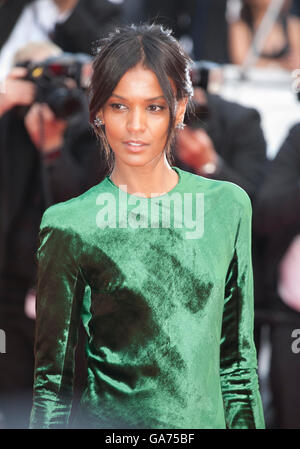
top-left (105, 166), bottom-right (182, 200)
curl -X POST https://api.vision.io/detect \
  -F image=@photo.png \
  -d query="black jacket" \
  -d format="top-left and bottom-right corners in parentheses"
top-left (0, 0), bottom-right (123, 55)
top-left (253, 123), bottom-right (300, 321)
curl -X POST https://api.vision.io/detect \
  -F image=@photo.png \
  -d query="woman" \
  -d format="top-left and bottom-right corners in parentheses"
top-left (228, 0), bottom-right (300, 70)
top-left (29, 24), bottom-right (265, 429)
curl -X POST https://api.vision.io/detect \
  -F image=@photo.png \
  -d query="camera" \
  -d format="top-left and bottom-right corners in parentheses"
top-left (19, 52), bottom-right (92, 122)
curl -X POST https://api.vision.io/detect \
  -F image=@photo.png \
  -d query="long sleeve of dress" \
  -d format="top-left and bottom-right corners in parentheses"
top-left (29, 208), bottom-right (86, 429)
top-left (219, 192), bottom-right (265, 429)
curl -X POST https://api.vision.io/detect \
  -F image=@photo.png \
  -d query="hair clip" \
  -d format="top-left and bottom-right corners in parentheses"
top-left (94, 117), bottom-right (104, 127)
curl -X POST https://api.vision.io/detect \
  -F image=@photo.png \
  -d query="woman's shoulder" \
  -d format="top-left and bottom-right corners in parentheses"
top-left (178, 167), bottom-right (251, 210)
top-left (40, 177), bottom-right (110, 232)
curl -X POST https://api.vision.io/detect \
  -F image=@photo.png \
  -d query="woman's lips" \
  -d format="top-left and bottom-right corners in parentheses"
top-left (123, 141), bottom-right (148, 152)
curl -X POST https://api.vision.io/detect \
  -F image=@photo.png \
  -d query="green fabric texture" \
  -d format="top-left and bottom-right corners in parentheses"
top-left (29, 166), bottom-right (265, 429)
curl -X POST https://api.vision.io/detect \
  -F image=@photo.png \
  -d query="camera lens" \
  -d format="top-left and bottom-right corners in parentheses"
top-left (45, 86), bottom-right (84, 120)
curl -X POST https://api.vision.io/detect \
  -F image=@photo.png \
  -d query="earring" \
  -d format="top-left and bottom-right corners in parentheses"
top-left (176, 122), bottom-right (185, 130)
top-left (94, 117), bottom-right (104, 127)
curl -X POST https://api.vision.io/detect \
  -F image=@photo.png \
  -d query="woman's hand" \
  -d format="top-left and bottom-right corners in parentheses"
top-left (24, 103), bottom-right (67, 154)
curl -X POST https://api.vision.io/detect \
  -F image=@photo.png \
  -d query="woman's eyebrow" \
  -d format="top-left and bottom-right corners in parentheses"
top-left (110, 93), bottom-right (166, 101)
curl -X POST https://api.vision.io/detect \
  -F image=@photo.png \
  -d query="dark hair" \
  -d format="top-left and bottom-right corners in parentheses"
top-left (240, 3), bottom-right (253, 27)
top-left (89, 23), bottom-right (193, 174)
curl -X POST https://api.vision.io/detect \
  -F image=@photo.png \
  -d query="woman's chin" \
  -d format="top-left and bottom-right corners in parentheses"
top-left (116, 154), bottom-right (163, 168)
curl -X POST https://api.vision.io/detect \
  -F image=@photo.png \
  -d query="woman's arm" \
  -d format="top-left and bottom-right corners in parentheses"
top-left (29, 207), bottom-right (86, 429)
top-left (219, 189), bottom-right (265, 429)
top-left (286, 15), bottom-right (300, 72)
top-left (228, 20), bottom-right (252, 66)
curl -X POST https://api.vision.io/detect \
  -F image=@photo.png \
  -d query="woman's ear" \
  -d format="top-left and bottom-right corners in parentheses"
top-left (98, 109), bottom-right (104, 122)
top-left (175, 97), bottom-right (188, 127)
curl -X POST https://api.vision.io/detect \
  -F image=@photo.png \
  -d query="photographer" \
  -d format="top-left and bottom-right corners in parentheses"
top-left (0, 41), bottom-right (102, 429)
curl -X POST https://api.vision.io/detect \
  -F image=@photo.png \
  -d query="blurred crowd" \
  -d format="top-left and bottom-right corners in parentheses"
top-left (0, 0), bottom-right (299, 429)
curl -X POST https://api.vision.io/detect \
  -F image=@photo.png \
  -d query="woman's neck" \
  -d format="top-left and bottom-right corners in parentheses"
top-left (109, 157), bottom-right (179, 198)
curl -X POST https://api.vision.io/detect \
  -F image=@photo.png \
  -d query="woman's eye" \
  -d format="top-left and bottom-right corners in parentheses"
top-left (110, 103), bottom-right (127, 111)
top-left (148, 104), bottom-right (165, 112)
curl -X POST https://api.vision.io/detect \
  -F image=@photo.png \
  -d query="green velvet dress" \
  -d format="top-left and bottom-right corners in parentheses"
top-left (29, 166), bottom-right (265, 429)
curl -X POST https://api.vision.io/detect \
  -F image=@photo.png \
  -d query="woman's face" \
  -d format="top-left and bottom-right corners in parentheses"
top-left (99, 63), bottom-right (186, 168)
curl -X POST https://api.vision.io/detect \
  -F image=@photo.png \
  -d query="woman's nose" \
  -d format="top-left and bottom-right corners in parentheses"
top-left (126, 107), bottom-right (146, 133)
